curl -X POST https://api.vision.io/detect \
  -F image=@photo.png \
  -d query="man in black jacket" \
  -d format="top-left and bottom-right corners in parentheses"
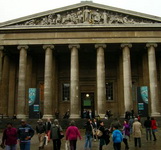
top-left (144, 116), bottom-right (152, 141)
top-left (17, 119), bottom-right (35, 150)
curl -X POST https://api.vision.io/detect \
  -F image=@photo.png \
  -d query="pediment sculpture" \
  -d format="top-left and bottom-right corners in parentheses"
top-left (17, 7), bottom-right (158, 26)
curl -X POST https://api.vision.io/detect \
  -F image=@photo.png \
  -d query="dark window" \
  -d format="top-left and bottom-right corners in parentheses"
top-left (106, 82), bottom-right (113, 101)
top-left (62, 83), bottom-right (70, 101)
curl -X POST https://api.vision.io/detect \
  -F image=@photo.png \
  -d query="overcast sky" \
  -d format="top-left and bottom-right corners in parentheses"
top-left (0, 0), bottom-right (161, 23)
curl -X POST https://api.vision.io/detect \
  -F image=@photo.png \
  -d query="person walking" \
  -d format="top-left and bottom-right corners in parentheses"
top-left (36, 119), bottom-right (46, 149)
top-left (1, 122), bottom-right (18, 150)
top-left (50, 119), bottom-right (63, 150)
top-left (45, 118), bottom-right (52, 142)
top-left (66, 120), bottom-right (82, 150)
top-left (151, 117), bottom-right (157, 141)
top-left (144, 116), bottom-right (152, 141)
top-left (84, 120), bottom-right (93, 150)
top-left (122, 120), bottom-right (130, 150)
top-left (17, 119), bottom-right (35, 150)
top-left (93, 118), bottom-right (98, 141)
top-left (132, 118), bottom-right (142, 148)
top-left (112, 125), bottom-right (123, 150)
top-left (98, 121), bottom-right (106, 150)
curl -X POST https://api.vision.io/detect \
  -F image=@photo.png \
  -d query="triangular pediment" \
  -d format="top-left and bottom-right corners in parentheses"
top-left (1, 1), bottom-right (161, 28)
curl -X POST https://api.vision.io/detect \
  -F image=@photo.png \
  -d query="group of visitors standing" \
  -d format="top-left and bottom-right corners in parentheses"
top-left (0, 115), bottom-right (159, 150)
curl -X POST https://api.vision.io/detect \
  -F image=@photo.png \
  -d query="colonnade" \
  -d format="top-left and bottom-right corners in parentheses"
top-left (0, 43), bottom-right (160, 118)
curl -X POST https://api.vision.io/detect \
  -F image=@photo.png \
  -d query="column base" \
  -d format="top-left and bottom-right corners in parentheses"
top-left (70, 114), bottom-right (80, 119)
top-left (98, 114), bottom-right (105, 119)
top-left (151, 112), bottom-right (161, 117)
top-left (42, 114), bottom-right (53, 119)
top-left (17, 114), bottom-right (28, 119)
top-left (120, 114), bottom-right (125, 118)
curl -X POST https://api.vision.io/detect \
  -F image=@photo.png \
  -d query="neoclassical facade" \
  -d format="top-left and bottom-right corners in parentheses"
top-left (0, 1), bottom-right (161, 119)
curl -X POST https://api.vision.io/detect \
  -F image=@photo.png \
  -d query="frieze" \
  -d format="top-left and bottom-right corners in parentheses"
top-left (17, 7), bottom-right (158, 26)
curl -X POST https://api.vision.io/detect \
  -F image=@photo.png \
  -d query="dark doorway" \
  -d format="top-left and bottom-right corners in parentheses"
top-left (81, 92), bottom-right (94, 118)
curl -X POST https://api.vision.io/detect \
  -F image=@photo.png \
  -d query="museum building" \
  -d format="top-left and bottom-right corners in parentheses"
top-left (0, 1), bottom-right (161, 119)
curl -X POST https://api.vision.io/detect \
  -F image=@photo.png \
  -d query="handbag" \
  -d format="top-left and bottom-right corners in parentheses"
top-left (96, 129), bottom-right (103, 137)
top-left (65, 141), bottom-right (70, 150)
top-left (44, 135), bottom-right (48, 146)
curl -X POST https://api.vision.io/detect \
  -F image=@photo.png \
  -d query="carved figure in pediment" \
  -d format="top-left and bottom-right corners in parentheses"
top-left (102, 11), bottom-right (108, 24)
top-left (25, 19), bottom-right (36, 25)
top-left (56, 14), bottom-right (62, 24)
top-left (123, 16), bottom-right (135, 24)
top-left (115, 13), bottom-right (124, 24)
top-left (92, 9), bottom-right (101, 24)
top-left (70, 11), bottom-right (77, 24)
top-left (83, 7), bottom-right (91, 22)
top-left (62, 12), bottom-right (71, 24)
top-left (77, 8), bottom-right (83, 23)
top-left (41, 17), bottom-right (48, 25)
top-left (48, 14), bottom-right (54, 25)
top-left (108, 13), bottom-right (116, 24)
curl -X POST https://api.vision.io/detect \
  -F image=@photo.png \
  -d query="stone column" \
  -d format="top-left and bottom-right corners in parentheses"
top-left (121, 44), bottom-right (132, 112)
top-left (17, 45), bottom-right (28, 119)
top-left (0, 46), bottom-right (4, 83)
top-left (95, 44), bottom-right (106, 118)
top-left (69, 44), bottom-right (80, 118)
top-left (43, 45), bottom-right (54, 119)
top-left (146, 43), bottom-right (160, 117)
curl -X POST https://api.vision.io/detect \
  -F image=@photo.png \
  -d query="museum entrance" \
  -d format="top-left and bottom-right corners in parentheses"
top-left (81, 92), bottom-right (94, 118)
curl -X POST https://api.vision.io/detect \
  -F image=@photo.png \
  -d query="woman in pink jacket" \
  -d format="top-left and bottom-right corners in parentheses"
top-left (66, 120), bottom-right (82, 150)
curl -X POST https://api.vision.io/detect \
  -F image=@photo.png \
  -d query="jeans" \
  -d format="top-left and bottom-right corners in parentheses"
top-left (84, 134), bottom-right (92, 148)
top-left (152, 130), bottom-right (157, 141)
top-left (6, 145), bottom-right (17, 150)
top-left (146, 128), bottom-right (152, 140)
top-left (134, 138), bottom-right (141, 147)
top-left (20, 142), bottom-right (30, 150)
top-left (113, 143), bottom-right (121, 150)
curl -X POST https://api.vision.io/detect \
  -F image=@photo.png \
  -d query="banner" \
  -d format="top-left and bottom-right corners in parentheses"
top-left (137, 86), bottom-right (149, 117)
top-left (28, 88), bottom-right (40, 119)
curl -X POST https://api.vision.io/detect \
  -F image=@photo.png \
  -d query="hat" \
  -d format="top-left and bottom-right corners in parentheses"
top-left (134, 118), bottom-right (138, 121)
top-left (21, 119), bottom-right (26, 122)
top-left (37, 119), bottom-right (43, 123)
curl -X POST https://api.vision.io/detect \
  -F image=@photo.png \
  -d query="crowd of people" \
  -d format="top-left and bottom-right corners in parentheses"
top-left (0, 114), bottom-right (159, 150)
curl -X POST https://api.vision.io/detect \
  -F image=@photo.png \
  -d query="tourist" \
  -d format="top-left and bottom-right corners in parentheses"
top-left (112, 125), bottom-right (123, 150)
top-left (122, 120), bottom-right (130, 150)
top-left (45, 118), bottom-right (52, 142)
top-left (133, 118), bottom-right (142, 147)
top-left (84, 119), bottom-right (93, 150)
top-left (63, 109), bottom-right (70, 119)
top-left (66, 120), bottom-right (82, 150)
top-left (93, 118), bottom-right (98, 141)
top-left (36, 119), bottom-right (46, 149)
top-left (128, 116), bottom-right (134, 135)
top-left (144, 116), bottom-right (152, 141)
top-left (50, 119), bottom-right (63, 150)
top-left (17, 119), bottom-right (35, 150)
top-left (98, 120), bottom-right (106, 150)
top-left (1, 122), bottom-right (17, 150)
top-left (151, 117), bottom-right (157, 141)
top-left (110, 118), bottom-right (122, 133)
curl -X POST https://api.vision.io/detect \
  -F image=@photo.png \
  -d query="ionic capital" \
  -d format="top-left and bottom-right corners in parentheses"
top-left (121, 43), bottom-right (132, 49)
top-left (43, 44), bottom-right (54, 50)
top-left (0, 46), bottom-right (4, 51)
top-left (68, 44), bottom-right (80, 49)
top-left (146, 43), bottom-right (157, 48)
top-left (95, 44), bottom-right (106, 49)
top-left (17, 45), bottom-right (29, 50)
